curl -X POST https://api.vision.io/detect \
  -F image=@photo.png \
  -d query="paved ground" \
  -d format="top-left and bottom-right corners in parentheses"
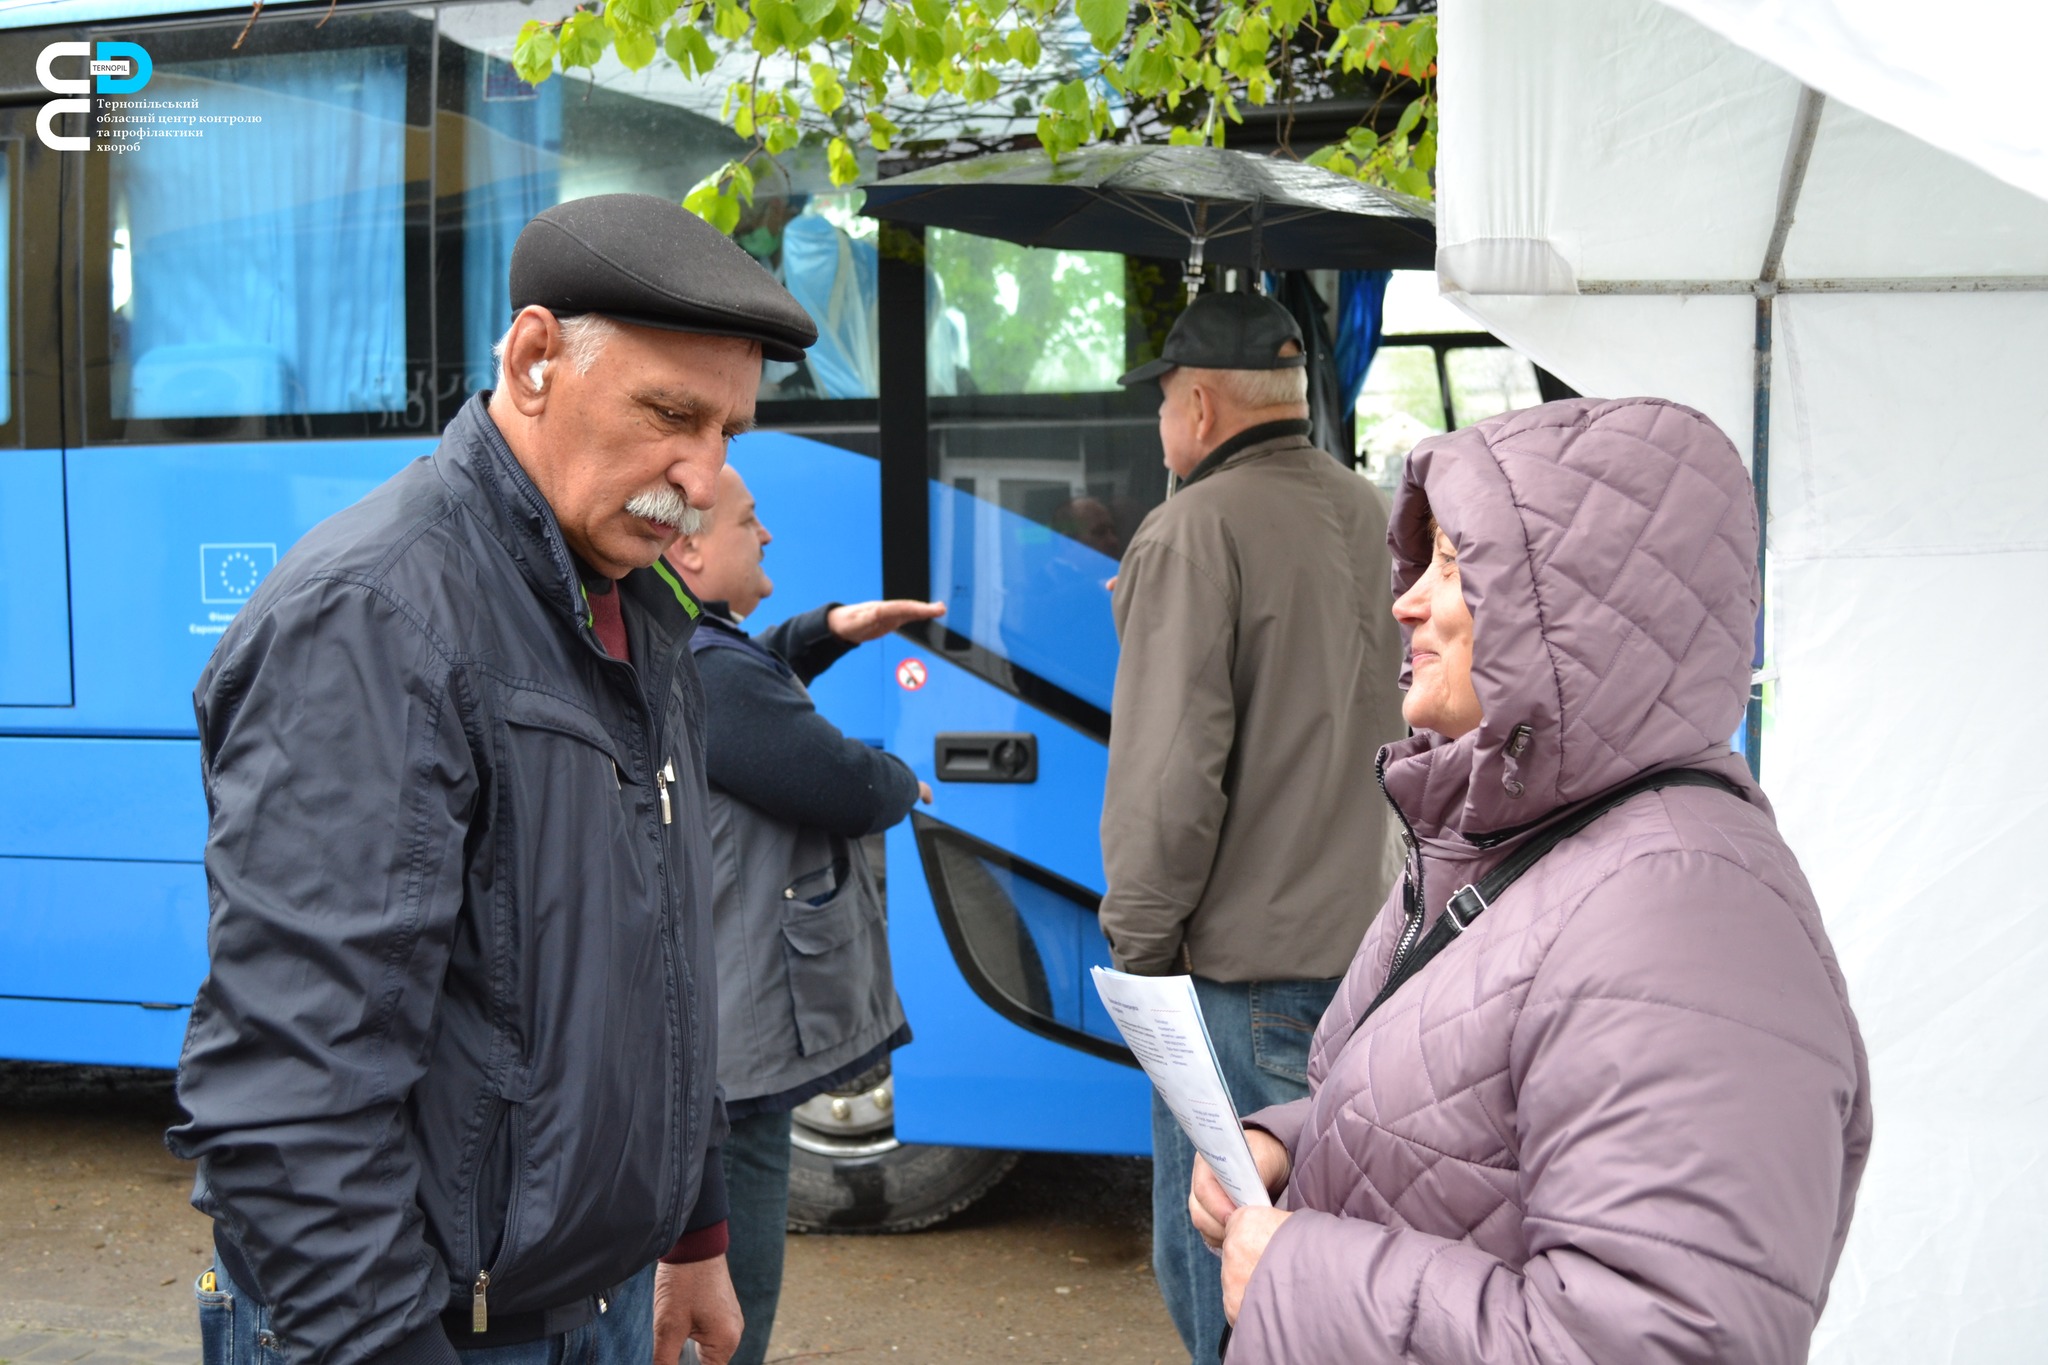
top-left (0, 1063), bottom-right (1185, 1365)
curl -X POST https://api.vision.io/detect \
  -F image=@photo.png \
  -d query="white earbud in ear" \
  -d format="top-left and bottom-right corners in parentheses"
top-left (528, 360), bottom-right (547, 393)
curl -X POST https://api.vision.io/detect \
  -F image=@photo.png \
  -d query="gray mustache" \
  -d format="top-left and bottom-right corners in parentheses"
top-left (625, 488), bottom-right (706, 536)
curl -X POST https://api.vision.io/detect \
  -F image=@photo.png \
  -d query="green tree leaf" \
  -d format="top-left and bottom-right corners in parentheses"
top-left (963, 65), bottom-right (1000, 102)
top-left (1006, 27), bottom-right (1041, 66)
top-left (712, 0), bottom-right (749, 41)
top-left (684, 170), bottom-right (743, 232)
top-left (664, 21), bottom-right (716, 76)
top-left (810, 61), bottom-right (847, 113)
top-left (1269, 0), bottom-right (1310, 34)
top-left (878, 7), bottom-right (911, 65)
top-left (849, 43), bottom-right (888, 90)
top-left (511, 20), bottom-right (558, 85)
top-left (557, 11), bottom-right (607, 68)
top-left (610, 17), bottom-right (659, 71)
top-left (615, 0), bottom-right (683, 28)
top-left (1073, 0), bottom-right (1128, 53)
top-left (827, 135), bottom-right (860, 185)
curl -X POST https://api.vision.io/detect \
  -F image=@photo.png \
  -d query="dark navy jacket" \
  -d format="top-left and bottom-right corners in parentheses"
top-left (170, 395), bottom-right (725, 1365)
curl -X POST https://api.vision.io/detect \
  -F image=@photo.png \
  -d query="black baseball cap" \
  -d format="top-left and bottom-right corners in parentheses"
top-left (510, 194), bottom-right (818, 362)
top-left (1117, 292), bottom-right (1306, 387)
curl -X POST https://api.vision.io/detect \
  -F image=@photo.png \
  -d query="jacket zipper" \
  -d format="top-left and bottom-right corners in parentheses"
top-left (637, 641), bottom-right (695, 1241)
top-left (462, 1091), bottom-right (509, 1335)
top-left (589, 597), bottom-right (696, 1244)
top-left (1376, 748), bottom-right (1427, 988)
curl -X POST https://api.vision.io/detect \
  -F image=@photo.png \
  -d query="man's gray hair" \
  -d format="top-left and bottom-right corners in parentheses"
top-left (1186, 363), bottom-right (1310, 411)
top-left (493, 313), bottom-right (621, 391)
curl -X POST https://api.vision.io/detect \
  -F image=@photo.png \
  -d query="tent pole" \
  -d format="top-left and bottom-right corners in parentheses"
top-left (1745, 85), bottom-right (1826, 779)
top-left (1747, 292), bottom-right (1772, 777)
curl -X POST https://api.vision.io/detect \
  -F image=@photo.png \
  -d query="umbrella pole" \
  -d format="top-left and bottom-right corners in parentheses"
top-left (1185, 201), bottom-right (1209, 301)
top-left (1252, 194), bottom-right (1266, 293)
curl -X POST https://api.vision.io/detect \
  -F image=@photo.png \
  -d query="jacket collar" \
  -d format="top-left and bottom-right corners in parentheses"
top-left (1181, 418), bottom-right (1315, 489)
top-left (436, 392), bottom-right (703, 655)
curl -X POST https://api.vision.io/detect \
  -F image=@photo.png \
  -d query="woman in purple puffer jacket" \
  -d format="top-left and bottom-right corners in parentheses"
top-left (1191, 397), bottom-right (1872, 1363)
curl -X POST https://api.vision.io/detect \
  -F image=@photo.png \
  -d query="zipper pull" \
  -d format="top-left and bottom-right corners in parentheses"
top-left (472, 1270), bottom-right (490, 1334)
top-left (656, 757), bottom-right (676, 825)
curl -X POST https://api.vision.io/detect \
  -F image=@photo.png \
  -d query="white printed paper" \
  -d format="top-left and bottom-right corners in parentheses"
top-left (1089, 967), bottom-right (1272, 1209)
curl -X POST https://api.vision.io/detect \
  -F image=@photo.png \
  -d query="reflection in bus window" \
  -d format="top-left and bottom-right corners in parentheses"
top-left (1446, 346), bottom-right (1541, 428)
top-left (1356, 344), bottom-right (1446, 493)
top-left (927, 247), bottom-right (1183, 707)
top-left (927, 231), bottom-right (1127, 395)
top-left (110, 47), bottom-right (408, 420)
top-left (444, 3), bottom-right (880, 403)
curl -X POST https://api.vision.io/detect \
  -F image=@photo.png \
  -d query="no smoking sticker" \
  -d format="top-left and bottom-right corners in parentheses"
top-left (896, 658), bottom-right (928, 691)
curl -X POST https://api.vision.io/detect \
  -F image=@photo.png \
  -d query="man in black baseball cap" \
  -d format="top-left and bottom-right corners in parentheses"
top-left (1116, 291), bottom-right (1310, 485)
top-left (1098, 288), bottom-right (1408, 1362)
top-left (172, 194), bottom-right (813, 1365)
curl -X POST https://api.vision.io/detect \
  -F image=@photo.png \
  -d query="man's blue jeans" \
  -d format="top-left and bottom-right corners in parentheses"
top-left (721, 1109), bottom-right (796, 1365)
top-left (1151, 975), bottom-right (1340, 1364)
top-left (198, 1257), bottom-right (655, 1365)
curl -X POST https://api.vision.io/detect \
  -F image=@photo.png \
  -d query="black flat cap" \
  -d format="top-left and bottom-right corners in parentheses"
top-left (510, 193), bottom-right (818, 362)
top-left (1118, 291), bottom-right (1305, 386)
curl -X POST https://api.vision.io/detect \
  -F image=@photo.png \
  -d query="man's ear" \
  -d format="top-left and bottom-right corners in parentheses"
top-left (1191, 380), bottom-right (1219, 445)
top-left (502, 307), bottom-right (560, 417)
top-left (666, 536), bottom-right (707, 578)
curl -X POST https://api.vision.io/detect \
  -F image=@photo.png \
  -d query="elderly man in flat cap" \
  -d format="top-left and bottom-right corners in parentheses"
top-left (169, 194), bottom-right (817, 1365)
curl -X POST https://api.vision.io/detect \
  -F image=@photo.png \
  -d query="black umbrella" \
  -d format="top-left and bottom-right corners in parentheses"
top-left (859, 144), bottom-right (1435, 282)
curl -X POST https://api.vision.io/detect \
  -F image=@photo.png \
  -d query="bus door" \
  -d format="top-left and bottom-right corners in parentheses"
top-left (874, 231), bottom-right (1198, 1156)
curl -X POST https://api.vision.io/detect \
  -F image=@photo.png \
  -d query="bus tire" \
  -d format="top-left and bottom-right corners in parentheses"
top-left (785, 1066), bottom-right (1018, 1233)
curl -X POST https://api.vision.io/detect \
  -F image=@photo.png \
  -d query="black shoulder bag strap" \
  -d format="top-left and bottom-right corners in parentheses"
top-left (1352, 767), bottom-right (1747, 1034)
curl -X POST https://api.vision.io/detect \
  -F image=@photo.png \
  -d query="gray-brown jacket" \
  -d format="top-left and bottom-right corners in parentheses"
top-left (1100, 421), bottom-right (1407, 981)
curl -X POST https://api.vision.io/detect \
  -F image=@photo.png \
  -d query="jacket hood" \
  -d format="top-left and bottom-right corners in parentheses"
top-left (1385, 397), bottom-right (1760, 840)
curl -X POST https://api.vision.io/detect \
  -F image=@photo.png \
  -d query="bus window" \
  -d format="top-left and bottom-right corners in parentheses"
top-left (104, 38), bottom-right (412, 423)
top-left (1445, 345), bottom-right (1542, 428)
top-left (440, 2), bottom-right (876, 411)
top-left (916, 818), bottom-right (1126, 1059)
top-left (1355, 343), bottom-right (1447, 494)
top-left (0, 146), bottom-right (10, 428)
top-left (924, 233), bottom-right (1177, 711)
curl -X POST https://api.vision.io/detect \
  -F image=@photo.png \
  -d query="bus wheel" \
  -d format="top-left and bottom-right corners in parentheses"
top-left (786, 1063), bottom-right (1018, 1233)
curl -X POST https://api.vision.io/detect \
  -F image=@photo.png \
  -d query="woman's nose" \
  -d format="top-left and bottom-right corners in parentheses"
top-left (1392, 578), bottom-right (1429, 625)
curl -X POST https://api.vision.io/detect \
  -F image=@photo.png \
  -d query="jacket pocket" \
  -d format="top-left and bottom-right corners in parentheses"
top-left (461, 1095), bottom-right (527, 1308)
top-left (779, 860), bottom-right (883, 1058)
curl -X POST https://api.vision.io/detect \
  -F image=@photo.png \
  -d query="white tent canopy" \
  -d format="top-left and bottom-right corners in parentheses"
top-left (1437, 2), bottom-right (2048, 1359)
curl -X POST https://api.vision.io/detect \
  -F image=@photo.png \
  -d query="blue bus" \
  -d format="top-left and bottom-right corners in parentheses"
top-left (0, 0), bottom-right (1557, 1229)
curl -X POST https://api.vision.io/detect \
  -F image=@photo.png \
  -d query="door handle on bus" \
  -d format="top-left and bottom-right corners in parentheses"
top-left (934, 732), bottom-right (1038, 783)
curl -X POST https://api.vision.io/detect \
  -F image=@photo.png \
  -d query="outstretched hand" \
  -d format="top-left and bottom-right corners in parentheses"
top-left (827, 599), bottom-right (946, 644)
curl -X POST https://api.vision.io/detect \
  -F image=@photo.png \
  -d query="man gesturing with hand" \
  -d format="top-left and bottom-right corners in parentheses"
top-left (658, 463), bottom-right (939, 1365)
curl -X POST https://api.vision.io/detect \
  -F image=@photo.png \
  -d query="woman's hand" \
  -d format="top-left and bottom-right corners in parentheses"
top-left (1188, 1127), bottom-right (1293, 1250)
top-left (1220, 1206), bottom-right (1292, 1324)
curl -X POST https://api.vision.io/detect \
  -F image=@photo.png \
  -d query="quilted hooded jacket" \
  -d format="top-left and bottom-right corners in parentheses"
top-left (1234, 398), bottom-right (1872, 1363)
